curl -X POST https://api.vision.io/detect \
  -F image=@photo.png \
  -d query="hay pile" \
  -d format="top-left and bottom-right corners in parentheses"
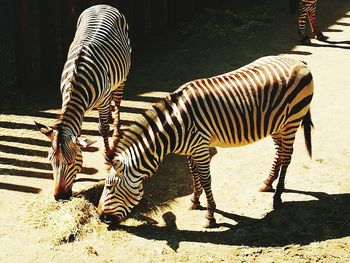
top-left (28, 196), bottom-right (102, 245)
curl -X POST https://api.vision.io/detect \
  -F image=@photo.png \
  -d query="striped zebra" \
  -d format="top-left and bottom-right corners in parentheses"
top-left (35, 5), bottom-right (131, 200)
top-left (98, 56), bottom-right (314, 228)
top-left (290, 0), bottom-right (327, 44)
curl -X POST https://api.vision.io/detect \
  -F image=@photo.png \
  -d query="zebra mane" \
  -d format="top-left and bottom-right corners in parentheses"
top-left (116, 92), bottom-right (180, 151)
top-left (71, 45), bottom-right (86, 83)
top-left (51, 122), bottom-right (66, 149)
top-left (143, 90), bottom-right (181, 124)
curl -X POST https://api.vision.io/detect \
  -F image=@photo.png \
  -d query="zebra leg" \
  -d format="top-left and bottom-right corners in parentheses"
top-left (111, 85), bottom-right (124, 151)
top-left (298, 4), bottom-right (311, 45)
top-left (273, 125), bottom-right (297, 209)
top-left (98, 102), bottom-right (114, 166)
top-left (192, 149), bottom-right (217, 228)
top-left (108, 102), bottom-right (115, 124)
top-left (187, 156), bottom-right (203, 210)
top-left (260, 133), bottom-right (282, 192)
top-left (307, 4), bottom-right (327, 41)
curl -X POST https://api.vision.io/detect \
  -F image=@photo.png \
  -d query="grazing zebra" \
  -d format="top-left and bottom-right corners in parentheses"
top-left (35, 5), bottom-right (131, 200)
top-left (290, 0), bottom-right (327, 44)
top-left (98, 56), bottom-right (314, 228)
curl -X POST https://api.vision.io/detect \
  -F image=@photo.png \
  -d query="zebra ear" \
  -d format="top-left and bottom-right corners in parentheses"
top-left (75, 137), bottom-right (97, 148)
top-left (112, 156), bottom-right (124, 175)
top-left (34, 121), bottom-right (55, 141)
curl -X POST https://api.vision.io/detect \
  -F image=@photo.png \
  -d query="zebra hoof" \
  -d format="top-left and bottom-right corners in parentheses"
top-left (316, 33), bottom-right (328, 41)
top-left (189, 201), bottom-right (201, 210)
top-left (203, 217), bottom-right (217, 228)
top-left (300, 36), bottom-right (311, 45)
top-left (259, 184), bottom-right (274, 192)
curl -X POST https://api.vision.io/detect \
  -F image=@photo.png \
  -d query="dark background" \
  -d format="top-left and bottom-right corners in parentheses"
top-left (0, 0), bottom-right (227, 100)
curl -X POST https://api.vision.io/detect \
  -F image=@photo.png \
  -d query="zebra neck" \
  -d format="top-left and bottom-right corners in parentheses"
top-left (120, 127), bottom-right (166, 180)
top-left (118, 120), bottom-right (179, 180)
top-left (57, 90), bottom-right (87, 137)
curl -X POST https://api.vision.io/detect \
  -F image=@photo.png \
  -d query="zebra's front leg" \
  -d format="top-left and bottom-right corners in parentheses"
top-left (187, 156), bottom-right (203, 210)
top-left (98, 104), bottom-right (114, 167)
top-left (260, 133), bottom-right (282, 192)
top-left (111, 86), bottom-right (124, 151)
top-left (192, 149), bottom-right (216, 228)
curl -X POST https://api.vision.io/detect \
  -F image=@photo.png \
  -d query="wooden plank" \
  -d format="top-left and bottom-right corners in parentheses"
top-left (60, 0), bottom-right (80, 65)
top-left (133, 0), bottom-right (151, 41)
top-left (14, 0), bottom-right (32, 89)
top-left (151, 0), bottom-right (168, 33)
top-left (182, 0), bottom-right (195, 21)
top-left (39, 0), bottom-right (59, 84)
top-left (167, 0), bottom-right (182, 28)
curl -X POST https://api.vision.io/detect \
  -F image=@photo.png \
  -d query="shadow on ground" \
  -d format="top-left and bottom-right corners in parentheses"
top-left (108, 189), bottom-right (350, 250)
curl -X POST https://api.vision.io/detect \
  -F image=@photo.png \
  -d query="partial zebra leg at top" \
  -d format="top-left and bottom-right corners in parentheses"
top-left (307, 4), bottom-right (327, 41)
top-left (298, 5), bottom-right (312, 44)
top-left (297, 1), bottom-right (327, 44)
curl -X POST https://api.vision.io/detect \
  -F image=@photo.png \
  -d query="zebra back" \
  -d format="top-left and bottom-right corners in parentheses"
top-left (60, 5), bottom-right (131, 111)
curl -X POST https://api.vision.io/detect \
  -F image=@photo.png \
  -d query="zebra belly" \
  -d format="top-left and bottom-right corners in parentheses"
top-left (208, 135), bottom-right (266, 148)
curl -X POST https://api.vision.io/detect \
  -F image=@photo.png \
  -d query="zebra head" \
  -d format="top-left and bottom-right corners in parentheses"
top-left (98, 155), bottom-right (144, 224)
top-left (35, 121), bottom-right (96, 200)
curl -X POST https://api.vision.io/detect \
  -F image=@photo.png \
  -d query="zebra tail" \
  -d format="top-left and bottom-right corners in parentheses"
top-left (302, 109), bottom-right (314, 158)
top-left (289, 0), bottom-right (299, 15)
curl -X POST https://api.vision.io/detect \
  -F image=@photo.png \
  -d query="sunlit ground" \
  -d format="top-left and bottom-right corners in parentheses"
top-left (1, 2), bottom-right (350, 262)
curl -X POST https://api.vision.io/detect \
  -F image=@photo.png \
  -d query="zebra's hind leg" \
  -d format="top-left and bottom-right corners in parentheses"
top-left (273, 124), bottom-right (298, 209)
top-left (192, 149), bottom-right (217, 228)
top-left (187, 156), bottom-right (203, 210)
top-left (298, 7), bottom-right (311, 45)
top-left (260, 133), bottom-right (282, 192)
top-left (307, 3), bottom-right (328, 41)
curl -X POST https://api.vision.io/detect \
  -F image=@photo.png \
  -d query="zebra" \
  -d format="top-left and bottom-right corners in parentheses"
top-left (290, 0), bottom-right (327, 44)
top-left (97, 56), bottom-right (314, 228)
top-left (35, 5), bottom-right (131, 200)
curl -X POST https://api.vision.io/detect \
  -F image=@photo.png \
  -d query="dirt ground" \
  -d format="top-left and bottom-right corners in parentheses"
top-left (1, 0), bottom-right (350, 262)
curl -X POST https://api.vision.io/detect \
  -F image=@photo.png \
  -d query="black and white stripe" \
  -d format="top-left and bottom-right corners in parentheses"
top-left (35, 5), bottom-right (131, 200)
top-left (98, 56), bottom-right (314, 227)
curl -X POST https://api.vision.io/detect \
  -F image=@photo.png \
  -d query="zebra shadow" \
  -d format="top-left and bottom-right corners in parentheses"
top-left (306, 42), bottom-right (350, 50)
top-left (107, 189), bottom-right (350, 251)
top-left (79, 146), bottom-right (218, 208)
top-left (79, 153), bottom-right (195, 208)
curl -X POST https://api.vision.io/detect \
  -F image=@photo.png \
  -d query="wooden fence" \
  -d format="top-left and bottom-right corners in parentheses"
top-left (0, 0), bottom-right (221, 91)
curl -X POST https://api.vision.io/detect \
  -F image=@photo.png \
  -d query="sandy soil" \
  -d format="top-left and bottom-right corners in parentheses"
top-left (1, 1), bottom-right (350, 262)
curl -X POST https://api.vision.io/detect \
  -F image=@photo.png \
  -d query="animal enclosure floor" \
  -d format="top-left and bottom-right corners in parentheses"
top-left (1, 0), bottom-right (350, 262)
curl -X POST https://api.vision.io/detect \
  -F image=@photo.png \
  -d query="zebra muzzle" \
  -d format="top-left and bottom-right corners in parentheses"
top-left (53, 189), bottom-right (72, 201)
top-left (99, 213), bottom-right (122, 225)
